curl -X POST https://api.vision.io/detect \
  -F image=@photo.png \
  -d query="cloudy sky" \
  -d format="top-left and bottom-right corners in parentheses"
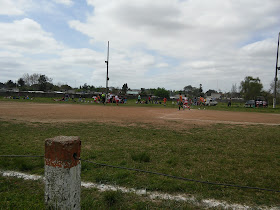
top-left (0, 0), bottom-right (279, 92)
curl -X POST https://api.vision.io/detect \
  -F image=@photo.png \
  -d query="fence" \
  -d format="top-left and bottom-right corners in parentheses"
top-left (0, 136), bottom-right (279, 209)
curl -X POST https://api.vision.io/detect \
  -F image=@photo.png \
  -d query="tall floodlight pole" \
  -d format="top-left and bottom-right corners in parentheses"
top-left (105, 41), bottom-right (109, 103)
top-left (273, 33), bottom-right (280, 108)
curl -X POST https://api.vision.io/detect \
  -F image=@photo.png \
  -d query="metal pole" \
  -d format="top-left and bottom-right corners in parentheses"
top-left (105, 41), bottom-right (109, 103)
top-left (273, 33), bottom-right (279, 108)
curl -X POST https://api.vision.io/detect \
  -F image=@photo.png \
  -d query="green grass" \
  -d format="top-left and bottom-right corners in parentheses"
top-left (1, 96), bottom-right (280, 113)
top-left (0, 176), bottom-right (196, 209)
top-left (0, 119), bottom-right (280, 207)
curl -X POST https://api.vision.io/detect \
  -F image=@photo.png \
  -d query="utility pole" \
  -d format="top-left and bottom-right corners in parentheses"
top-left (105, 41), bottom-right (109, 103)
top-left (273, 33), bottom-right (279, 108)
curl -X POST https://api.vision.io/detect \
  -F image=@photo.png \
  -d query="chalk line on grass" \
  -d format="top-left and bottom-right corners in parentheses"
top-left (2, 170), bottom-right (278, 210)
top-left (159, 113), bottom-right (280, 126)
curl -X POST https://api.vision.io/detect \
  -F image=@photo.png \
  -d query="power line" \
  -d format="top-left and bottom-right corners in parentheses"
top-left (0, 155), bottom-right (44, 158)
top-left (1, 154), bottom-right (279, 193)
top-left (78, 157), bottom-right (280, 193)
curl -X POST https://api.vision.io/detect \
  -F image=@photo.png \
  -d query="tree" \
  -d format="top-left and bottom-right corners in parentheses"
top-left (230, 83), bottom-right (239, 98)
top-left (30, 73), bottom-right (40, 85)
top-left (82, 83), bottom-right (89, 91)
top-left (240, 76), bottom-right (263, 100)
top-left (121, 83), bottom-right (128, 94)
top-left (5, 80), bottom-right (16, 88)
top-left (140, 88), bottom-right (147, 96)
top-left (183, 85), bottom-right (200, 97)
top-left (17, 78), bottom-right (25, 87)
top-left (23, 73), bottom-right (40, 86)
top-left (22, 73), bottom-right (31, 86)
top-left (60, 84), bottom-right (72, 91)
top-left (154, 87), bottom-right (170, 98)
top-left (38, 74), bottom-right (53, 91)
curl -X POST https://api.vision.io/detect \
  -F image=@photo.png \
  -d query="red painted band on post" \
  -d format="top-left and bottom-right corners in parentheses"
top-left (45, 136), bottom-right (81, 169)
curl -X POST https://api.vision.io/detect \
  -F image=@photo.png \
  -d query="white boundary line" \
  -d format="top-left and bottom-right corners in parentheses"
top-left (159, 113), bottom-right (280, 126)
top-left (1, 170), bottom-right (277, 210)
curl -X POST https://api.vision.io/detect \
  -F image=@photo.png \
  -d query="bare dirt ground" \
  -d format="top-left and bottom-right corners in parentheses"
top-left (0, 102), bottom-right (280, 129)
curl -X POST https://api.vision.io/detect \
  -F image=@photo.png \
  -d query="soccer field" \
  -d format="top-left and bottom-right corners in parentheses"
top-left (0, 101), bottom-right (280, 208)
top-left (0, 101), bottom-right (280, 126)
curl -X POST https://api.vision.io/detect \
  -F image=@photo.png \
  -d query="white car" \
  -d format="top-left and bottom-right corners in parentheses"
top-left (205, 98), bottom-right (218, 106)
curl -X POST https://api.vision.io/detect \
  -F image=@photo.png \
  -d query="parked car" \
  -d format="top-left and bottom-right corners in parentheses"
top-left (244, 98), bottom-right (268, 108)
top-left (244, 100), bottom-right (255, 108)
top-left (255, 99), bottom-right (268, 108)
top-left (205, 98), bottom-right (218, 106)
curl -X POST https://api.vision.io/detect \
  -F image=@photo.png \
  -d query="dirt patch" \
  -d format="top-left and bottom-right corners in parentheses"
top-left (0, 102), bottom-right (280, 129)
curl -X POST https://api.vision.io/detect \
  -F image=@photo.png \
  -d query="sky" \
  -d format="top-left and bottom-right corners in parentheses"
top-left (0, 0), bottom-right (279, 92)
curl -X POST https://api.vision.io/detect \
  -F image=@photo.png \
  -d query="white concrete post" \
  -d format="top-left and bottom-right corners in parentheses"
top-left (45, 136), bottom-right (81, 209)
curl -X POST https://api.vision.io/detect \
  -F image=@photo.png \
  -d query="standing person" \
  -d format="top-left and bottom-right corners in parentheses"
top-left (163, 97), bottom-right (167, 106)
top-left (228, 98), bottom-right (232, 107)
top-left (115, 95), bottom-right (120, 106)
top-left (148, 95), bottom-right (151, 104)
top-left (178, 93), bottom-right (183, 110)
top-left (183, 95), bottom-right (189, 110)
top-left (138, 94), bottom-right (141, 104)
top-left (101, 92), bottom-right (106, 105)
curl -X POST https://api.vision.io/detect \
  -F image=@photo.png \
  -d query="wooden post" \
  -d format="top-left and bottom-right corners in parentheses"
top-left (45, 136), bottom-right (81, 209)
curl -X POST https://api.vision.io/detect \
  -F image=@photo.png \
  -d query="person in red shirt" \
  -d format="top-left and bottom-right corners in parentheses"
top-left (178, 93), bottom-right (183, 110)
top-left (163, 97), bottom-right (167, 106)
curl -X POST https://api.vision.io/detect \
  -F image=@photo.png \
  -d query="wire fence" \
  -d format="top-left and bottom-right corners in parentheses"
top-left (0, 154), bottom-right (279, 193)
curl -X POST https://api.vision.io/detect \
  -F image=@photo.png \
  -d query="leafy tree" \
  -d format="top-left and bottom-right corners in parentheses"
top-left (38, 74), bottom-right (53, 91)
top-left (60, 84), bottom-right (72, 91)
top-left (154, 87), bottom-right (170, 98)
top-left (89, 85), bottom-right (96, 91)
top-left (5, 80), bottom-right (16, 88)
top-left (52, 85), bottom-right (60, 91)
top-left (121, 83), bottom-right (128, 94)
top-left (240, 76), bottom-right (263, 100)
top-left (17, 78), bottom-right (25, 87)
top-left (82, 83), bottom-right (89, 91)
top-left (140, 88), bottom-right (147, 96)
top-left (183, 85), bottom-right (200, 97)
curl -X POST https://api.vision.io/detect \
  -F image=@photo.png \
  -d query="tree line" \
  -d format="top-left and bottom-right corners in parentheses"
top-left (1, 73), bottom-right (279, 102)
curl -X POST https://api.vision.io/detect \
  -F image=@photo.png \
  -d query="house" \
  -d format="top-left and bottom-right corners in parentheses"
top-left (127, 90), bottom-right (140, 95)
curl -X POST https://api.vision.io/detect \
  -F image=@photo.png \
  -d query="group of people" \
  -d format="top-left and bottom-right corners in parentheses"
top-left (136, 95), bottom-right (168, 105)
top-left (177, 94), bottom-right (191, 110)
top-left (4, 95), bottom-right (33, 100)
top-left (92, 93), bottom-right (127, 105)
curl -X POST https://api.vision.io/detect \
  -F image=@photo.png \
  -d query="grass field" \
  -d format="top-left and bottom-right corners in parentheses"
top-left (1, 96), bottom-right (280, 113)
top-left (0, 102), bottom-right (280, 209)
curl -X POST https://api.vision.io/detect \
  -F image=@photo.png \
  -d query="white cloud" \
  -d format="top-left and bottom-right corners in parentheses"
top-left (0, 0), bottom-right (34, 16)
top-left (1, 0), bottom-right (280, 91)
top-left (68, 0), bottom-right (280, 90)
top-left (53, 0), bottom-right (73, 6)
top-left (0, 18), bottom-right (64, 54)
